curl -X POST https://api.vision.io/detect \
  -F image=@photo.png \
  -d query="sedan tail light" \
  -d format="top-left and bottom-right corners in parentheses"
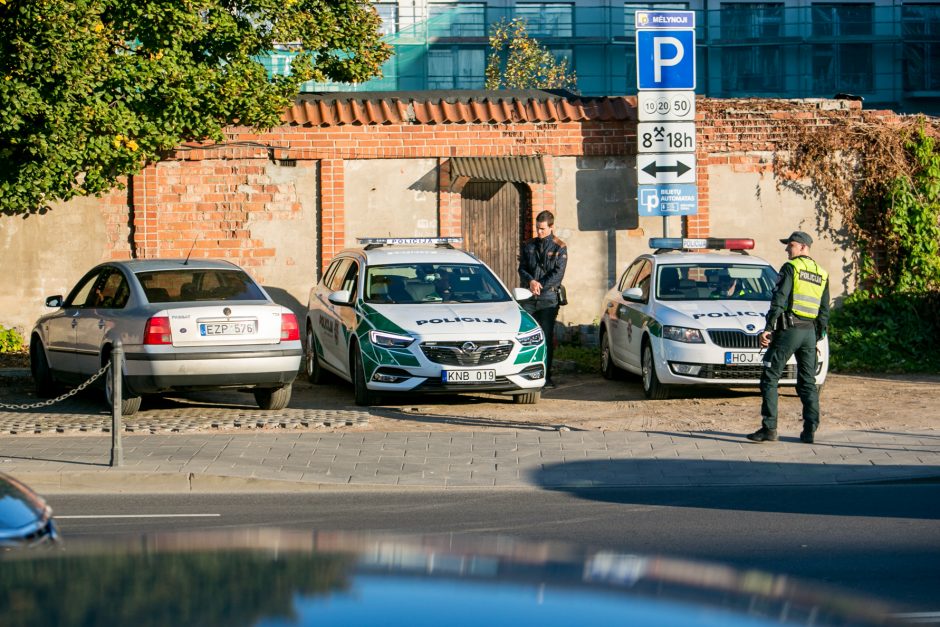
top-left (280, 313), bottom-right (300, 341)
top-left (143, 316), bottom-right (172, 345)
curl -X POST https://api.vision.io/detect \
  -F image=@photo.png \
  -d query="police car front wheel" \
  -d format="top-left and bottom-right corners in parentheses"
top-left (642, 343), bottom-right (671, 400)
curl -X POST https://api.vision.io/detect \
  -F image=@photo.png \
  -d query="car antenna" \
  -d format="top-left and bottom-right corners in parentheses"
top-left (182, 237), bottom-right (198, 265)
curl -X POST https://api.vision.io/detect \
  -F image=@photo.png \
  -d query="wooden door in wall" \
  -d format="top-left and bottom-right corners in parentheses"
top-left (460, 181), bottom-right (530, 289)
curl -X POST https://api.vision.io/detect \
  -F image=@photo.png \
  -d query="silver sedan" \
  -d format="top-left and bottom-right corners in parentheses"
top-left (30, 259), bottom-right (302, 415)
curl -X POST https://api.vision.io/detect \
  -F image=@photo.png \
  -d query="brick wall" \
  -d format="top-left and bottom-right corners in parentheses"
top-left (124, 98), bottom-right (896, 270)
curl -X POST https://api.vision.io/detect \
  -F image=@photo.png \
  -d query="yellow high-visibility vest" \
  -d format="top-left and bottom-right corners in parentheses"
top-left (788, 257), bottom-right (828, 320)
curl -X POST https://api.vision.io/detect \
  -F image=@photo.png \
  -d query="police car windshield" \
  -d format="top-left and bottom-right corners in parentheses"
top-left (656, 263), bottom-right (777, 301)
top-left (364, 263), bottom-right (510, 304)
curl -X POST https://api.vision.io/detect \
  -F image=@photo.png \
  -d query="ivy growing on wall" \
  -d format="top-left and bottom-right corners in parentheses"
top-left (773, 114), bottom-right (940, 372)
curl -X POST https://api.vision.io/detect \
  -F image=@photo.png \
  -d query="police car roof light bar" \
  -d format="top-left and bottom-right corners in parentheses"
top-left (649, 238), bottom-right (755, 253)
top-left (358, 237), bottom-right (463, 250)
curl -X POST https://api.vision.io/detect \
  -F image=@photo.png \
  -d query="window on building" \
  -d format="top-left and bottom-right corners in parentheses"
top-left (811, 3), bottom-right (872, 37)
top-left (375, 3), bottom-right (399, 36)
top-left (719, 3), bottom-right (783, 92)
top-left (428, 47), bottom-right (486, 88)
top-left (811, 3), bottom-right (873, 92)
top-left (428, 2), bottom-right (486, 37)
top-left (516, 3), bottom-right (573, 37)
top-left (720, 2), bottom-right (782, 40)
top-left (903, 3), bottom-right (940, 91)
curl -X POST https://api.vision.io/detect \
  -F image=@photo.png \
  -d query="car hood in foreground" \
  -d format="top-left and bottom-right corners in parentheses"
top-left (1, 529), bottom-right (901, 626)
top-left (365, 301), bottom-right (528, 338)
top-left (656, 300), bottom-right (769, 332)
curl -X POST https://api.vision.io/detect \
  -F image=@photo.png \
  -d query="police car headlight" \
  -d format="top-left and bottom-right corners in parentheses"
top-left (369, 330), bottom-right (415, 348)
top-left (517, 328), bottom-right (544, 347)
top-left (662, 326), bottom-right (705, 344)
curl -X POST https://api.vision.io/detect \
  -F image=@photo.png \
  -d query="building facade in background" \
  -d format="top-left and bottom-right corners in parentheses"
top-left (262, 0), bottom-right (940, 114)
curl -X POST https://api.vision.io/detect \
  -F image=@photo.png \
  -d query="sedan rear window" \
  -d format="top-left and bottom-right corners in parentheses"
top-left (136, 270), bottom-right (265, 303)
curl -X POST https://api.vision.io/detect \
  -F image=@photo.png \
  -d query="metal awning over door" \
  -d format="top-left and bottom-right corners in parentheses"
top-left (450, 156), bottom-right (546, 184)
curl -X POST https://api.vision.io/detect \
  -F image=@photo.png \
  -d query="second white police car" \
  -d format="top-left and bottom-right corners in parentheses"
top-left (599, 238), bottom-right (829, 399)
top-left (305, 238), bottom-right (546, 406)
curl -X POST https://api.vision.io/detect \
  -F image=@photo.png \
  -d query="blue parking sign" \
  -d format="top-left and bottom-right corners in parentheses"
top-left (636, 29), bottom-right (696, 90)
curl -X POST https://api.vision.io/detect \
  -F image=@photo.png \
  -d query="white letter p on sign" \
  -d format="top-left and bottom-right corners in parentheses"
top-left (653, 37), bottom-right (684, 82)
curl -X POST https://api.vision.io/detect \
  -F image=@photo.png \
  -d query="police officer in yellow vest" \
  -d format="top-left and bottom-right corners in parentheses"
top-left (747, 231), bottom-right (830, 444)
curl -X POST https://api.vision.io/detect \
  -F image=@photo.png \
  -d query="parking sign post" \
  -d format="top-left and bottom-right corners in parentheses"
top-left (634, 10), bottom-right (698, 235)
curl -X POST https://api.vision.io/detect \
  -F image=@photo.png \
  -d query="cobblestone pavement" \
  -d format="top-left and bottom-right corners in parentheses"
top-left (0, 370), bottom-right (368, 435)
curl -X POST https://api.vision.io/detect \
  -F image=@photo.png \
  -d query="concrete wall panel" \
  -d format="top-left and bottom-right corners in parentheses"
top-left (707, 164), bottom-right (857, 300)
top-left (245, 162), bottom-right (319, 319)
top-left (344, 159), bottom-right (439, 246)
top-left (0, 197), bottom-right (109, 338)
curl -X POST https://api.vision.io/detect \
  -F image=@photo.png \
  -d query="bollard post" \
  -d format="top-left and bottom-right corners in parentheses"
top-left (110, 341), bottom-right (124, 467)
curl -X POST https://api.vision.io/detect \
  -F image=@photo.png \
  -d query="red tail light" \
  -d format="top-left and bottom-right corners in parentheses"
top-left (280, 313), bottom-right (300, 341)
top-left (143, 316), bottom-right (172, 345)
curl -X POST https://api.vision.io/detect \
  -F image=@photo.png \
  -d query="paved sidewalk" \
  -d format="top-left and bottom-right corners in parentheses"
top-left (2, 429), bottom-right (938, 493)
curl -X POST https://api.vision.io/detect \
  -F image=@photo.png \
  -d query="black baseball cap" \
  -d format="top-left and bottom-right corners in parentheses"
top-left (780, 231), bottom-right (813, 246)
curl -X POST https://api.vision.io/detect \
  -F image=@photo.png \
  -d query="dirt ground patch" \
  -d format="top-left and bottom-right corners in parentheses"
top-left (292, 371), bottom-right (940, 435)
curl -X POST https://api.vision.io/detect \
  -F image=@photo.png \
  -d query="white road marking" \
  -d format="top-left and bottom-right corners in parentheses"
top-left (56, 514), bottom-right (220, 519)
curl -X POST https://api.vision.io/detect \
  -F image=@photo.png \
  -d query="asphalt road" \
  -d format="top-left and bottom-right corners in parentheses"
top-left (50, 483), bottom-right (940, 614)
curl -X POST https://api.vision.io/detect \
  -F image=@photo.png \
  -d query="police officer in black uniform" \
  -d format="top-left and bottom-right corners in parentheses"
top-left (748, 231), bottom-right (830, 444)
top-left (518, 210), bottom-right (568, 389)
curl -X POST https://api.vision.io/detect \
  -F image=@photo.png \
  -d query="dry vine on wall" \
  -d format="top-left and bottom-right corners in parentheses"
top-left (771, 112), bottom-right (940, 293)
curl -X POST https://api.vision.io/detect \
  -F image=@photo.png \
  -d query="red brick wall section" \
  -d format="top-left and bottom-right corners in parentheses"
top-left (128, 157), bottom-right (309, 277)
top-left (438, 158), bottom-right (463, 238)
top-left (101, 182), bottom-right (134, 260)
top-left (120, 99), bottom-right (905, 268)
top-left (320, 158), bottom-right (345, 266)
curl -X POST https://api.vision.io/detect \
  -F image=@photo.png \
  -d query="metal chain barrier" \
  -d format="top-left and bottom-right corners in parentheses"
top-left (0, 363), bottom-right (111, 410)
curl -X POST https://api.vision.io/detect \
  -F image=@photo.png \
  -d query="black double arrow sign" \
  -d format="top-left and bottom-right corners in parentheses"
top-left (641, 159), bottom-right (692, 178)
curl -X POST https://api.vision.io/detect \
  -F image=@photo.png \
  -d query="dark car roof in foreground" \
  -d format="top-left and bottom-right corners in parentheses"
top-left (106, 259), bottom-right (243, 273)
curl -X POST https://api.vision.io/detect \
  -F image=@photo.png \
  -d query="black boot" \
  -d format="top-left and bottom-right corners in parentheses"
top-left (746, 427), bottom-right (778, 442)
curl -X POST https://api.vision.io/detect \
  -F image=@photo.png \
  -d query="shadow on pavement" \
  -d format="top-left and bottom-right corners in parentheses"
top-left (528, 459), bottom-right (940, 519)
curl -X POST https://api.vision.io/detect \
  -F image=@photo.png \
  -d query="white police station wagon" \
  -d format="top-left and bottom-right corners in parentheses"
top-left (304, 238), bottom-right (546, 406)
top-left (599, 238), bottom-right (829, 399)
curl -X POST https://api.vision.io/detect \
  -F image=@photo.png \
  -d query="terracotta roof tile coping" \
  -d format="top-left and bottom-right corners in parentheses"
top-left (283, 90), bottom-right (638, 126)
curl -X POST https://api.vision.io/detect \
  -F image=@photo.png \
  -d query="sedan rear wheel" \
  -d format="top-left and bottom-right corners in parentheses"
top-left (104, 362), bottom-right (142, 416)
top-left (641, 342), bottom-right (670, 400)
top-left (254, 383), bottom-right (292, 410)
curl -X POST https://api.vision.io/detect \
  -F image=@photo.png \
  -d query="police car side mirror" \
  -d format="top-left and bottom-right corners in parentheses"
top-left (328, 289), bottom-right (353, 306)
top-left (512, 287), bottom-right (533, 301)
top-left (622, 287), bottom-right (644, 302)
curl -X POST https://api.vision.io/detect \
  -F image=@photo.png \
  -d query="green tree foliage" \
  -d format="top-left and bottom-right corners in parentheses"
top-left (484, 18), bottom-right (577, 92)
top-left (828, 128), bottom-right (940, 373)
top-left (0, 0), bottom-right (391, 215)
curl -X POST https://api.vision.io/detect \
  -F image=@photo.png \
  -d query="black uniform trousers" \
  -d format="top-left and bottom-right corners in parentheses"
top-left (523, 295), bottom-right (559, 380)
top-left (759, 324), bottom-right (820, 432)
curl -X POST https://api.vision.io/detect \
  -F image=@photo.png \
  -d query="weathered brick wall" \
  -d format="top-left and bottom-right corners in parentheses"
top-left (691, 98), bottom-right (876, 239)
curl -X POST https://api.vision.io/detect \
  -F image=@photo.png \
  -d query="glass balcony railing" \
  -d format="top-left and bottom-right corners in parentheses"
top-left (257, 2), bottom-right (940, 112)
